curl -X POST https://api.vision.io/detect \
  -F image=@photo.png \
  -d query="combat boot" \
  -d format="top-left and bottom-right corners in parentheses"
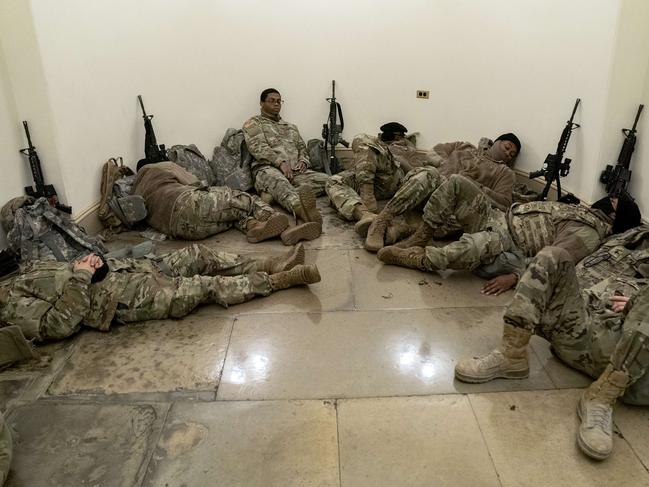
top-left (364, 210), bottom-right (395, 252)
top-left (268, 264), bottom-right (321, 290)
top-left (394, 221), bottom-right (435, 248)
top-left (454, 323), bottom-right (531, 383)
top-left (296, 186), bottom-right (323, 226)
top-left (246, 213), bottom-right (290, 243)
top-left (280, 222), bottom-right (322, 246)
top-left (377, 245), bottom-right (429, 270)
top-left (577, 365), bottom-right (629, 460)
top-left (359, 183), bottom-right (378, 212)
top-left (352, 204), bottom-right (375, 237)
top-left (384, 221), bottom-right (416, 245)
top-left (255, 243), bottom-right (305, 274)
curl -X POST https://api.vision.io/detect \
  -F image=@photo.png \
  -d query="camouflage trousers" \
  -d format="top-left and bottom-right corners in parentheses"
top-left (169, 187), bottom-right (275, 240)
top-left (505, 246), bottom-right (649, 405)
top-left (382, 166), bottom-right (445, 216)
top-left (0, 411), bottom-right (11, 485)
top-left (112, 244), bottom-right (272, 323)
top-left (421, 174), bottom-right (515, 271)
top-left (253, 165), bottom-right (329, 213)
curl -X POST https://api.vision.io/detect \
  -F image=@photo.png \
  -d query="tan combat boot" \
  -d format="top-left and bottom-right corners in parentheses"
top-left (376, 245), bottom-right (429, 270)
top-left (296, 186), bottom-right (323, 226)
top-left (268, 264), bottom-right (321, 290)
top-left (384, 221), bottom-right (416, 246)
top-left (254, 244), bottom-right (305, 274)
top-left (364, 210), bottom-right (395, 252)
top-left (246, 213), bottom-right (290, 243)
top-left (454, 323), bottom-right (531, 383)
top-left (577, 365), bottom-right (629, 460)
top-left (359, 183), bottom-right (378, 212)
top-left (352, 203), bottom-right (376, 237)
top-left (394, 221), bottom-right (435, 248)
top-left (280, 222), bottom-right (322, 246)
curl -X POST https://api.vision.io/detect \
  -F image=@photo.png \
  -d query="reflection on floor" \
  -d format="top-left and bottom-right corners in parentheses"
top-left (2, 198), bottom-right (649, 486)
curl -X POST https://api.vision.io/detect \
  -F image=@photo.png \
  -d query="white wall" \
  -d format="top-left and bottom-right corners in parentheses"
top-left (3, 0), bottom-right (649, 222)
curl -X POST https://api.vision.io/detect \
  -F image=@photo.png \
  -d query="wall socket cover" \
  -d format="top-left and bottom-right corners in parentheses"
top-left (416, 90), bottom-right (430, 99)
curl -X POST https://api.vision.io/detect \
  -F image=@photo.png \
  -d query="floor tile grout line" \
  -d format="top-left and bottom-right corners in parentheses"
top-left (136, 401), bottom-right (174, 487)
top-left (529, 342), bottom-right (560, 389)
top-left (614, 417), bottom-right (649, 475)
top-left (213, 316), bottom-right (238, 400)
top-left (467, 394), bottom-right (504, 487)
top-left (334, 399), bottom-right (343, 487)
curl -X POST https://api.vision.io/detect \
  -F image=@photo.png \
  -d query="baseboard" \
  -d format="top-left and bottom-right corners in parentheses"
top-left (74, 202), bottom-right (103, 236)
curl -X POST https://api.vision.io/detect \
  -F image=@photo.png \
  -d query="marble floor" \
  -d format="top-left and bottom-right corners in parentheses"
top-left (2, 199), bottom-right (649, 486)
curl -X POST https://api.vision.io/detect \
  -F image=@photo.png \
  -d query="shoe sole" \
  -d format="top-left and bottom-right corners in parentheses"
top-left (576, 397), bottom-right (611, 461)
top-left (281, 222), bottom-right (321, 246)
top-left (247, 214), bottom-right (290, 243)
top-left (354, 218), bottom-right (374, 237)
top-left (278, 243), bottom-right (306, 272)
top-left (297, 186), bottom-right (322, 225)
top-left (454, 368), bottom-right (530, 384)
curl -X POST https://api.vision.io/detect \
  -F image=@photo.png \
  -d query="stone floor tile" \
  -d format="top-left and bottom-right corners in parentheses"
top-left (469, 389), bottom-right (649, 487)
top-left (0, 378), bottom-right (34, 412)
top-left (217, 308), bottom-right (553, 400)
top-left (338, 395), bottom-right (499, 487)
top-left (529, 335), bottom-right (592, 389)
top-left (143, 400), bottom-right (339, 487)
top-left (6, 402), bottom-right (167, 487)
top-left (48, 313), bottom-right (234, 396)
top-left (614, 403), bottom-right (649, 470)
top-left (350, 249), bottom-right (512, 310)
top-left (230, 249), bottom-right (354, 315)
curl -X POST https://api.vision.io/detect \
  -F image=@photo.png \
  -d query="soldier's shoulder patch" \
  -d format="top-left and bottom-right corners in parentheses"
top-left (243, 117), bottom-right (259, 129)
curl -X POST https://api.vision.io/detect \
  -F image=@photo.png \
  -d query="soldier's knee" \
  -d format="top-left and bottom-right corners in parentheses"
top-left (536, 246), bottom-right (572, 266)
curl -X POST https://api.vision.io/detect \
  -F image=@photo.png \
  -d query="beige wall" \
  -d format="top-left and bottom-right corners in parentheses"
top-left (0, 0), bottom-right (648, 231)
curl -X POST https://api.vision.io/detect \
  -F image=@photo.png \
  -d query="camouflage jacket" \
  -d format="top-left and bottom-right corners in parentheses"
top-left (242, 113), bottom-right (310, 171)
top-left (0, 257), bottom-right (172, 341)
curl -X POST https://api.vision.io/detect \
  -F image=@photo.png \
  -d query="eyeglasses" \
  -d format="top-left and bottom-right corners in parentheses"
top-left (266, 99), bottom-right (284, 105)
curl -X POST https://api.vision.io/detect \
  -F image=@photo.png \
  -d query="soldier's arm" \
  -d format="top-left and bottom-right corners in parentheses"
top-left (353, 143), bottom-right (378, 185)
top-left (242, 119), bottom-right (284, 168)
top-left (480, 169), bottom-right (514, 211)
top-left (432, 141), bottom-right (463, 158)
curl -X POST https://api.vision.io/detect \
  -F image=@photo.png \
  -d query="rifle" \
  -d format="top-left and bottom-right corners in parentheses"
top-left (137, 95), bottom-right (167, 164)
top-left (321, 80), bottom-right (349, 175)
top-left (19, 121), bottom-right (72, 214)
top-left (599, 104), bottom-right (643, 196)
top-left (529, 98), bottom-right (581, 201)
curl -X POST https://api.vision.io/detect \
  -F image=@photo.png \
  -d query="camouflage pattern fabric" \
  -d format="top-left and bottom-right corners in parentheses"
top-left (252, 165), bottom-right (329, 214)
top-left (3, 197), bottom-right (106, 262)
top-left (0, 411), bottom-right (11, 486)
top-left (167, 144), bottom-right (215, 186)
top-left (382, 166), bottom-right (445, 216)
top-left (242, 114), bottom-right (311, 170)
top-left (0, 245), bottom-right (272, 341)
top-left (503, 242), bottom-right (649, 404)
top-left (351, 134), bottom-right (404, 188)
top-left (168, 186), bottom-right (275, 240)
top-left (210, 128), bottom-right (253, 192)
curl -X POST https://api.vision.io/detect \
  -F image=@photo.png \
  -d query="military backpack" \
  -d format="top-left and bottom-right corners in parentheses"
top-left (210, 128), bottom-right (253, 191)
top-left (98, 157), bottom-right (147, 233)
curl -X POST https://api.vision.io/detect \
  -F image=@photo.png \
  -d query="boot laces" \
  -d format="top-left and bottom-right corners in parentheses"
top-left (472, 350), bottom-right (505, 369)
top-left (584, 401), bottom-right (612, 432)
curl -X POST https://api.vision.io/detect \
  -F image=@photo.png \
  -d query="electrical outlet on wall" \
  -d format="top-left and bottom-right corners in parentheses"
top-left (416, 90), bottom-right (430, 99)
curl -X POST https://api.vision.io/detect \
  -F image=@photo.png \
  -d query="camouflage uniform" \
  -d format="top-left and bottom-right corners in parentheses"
top-left (505, 225), bottom-right (649, 404)
top-left (420, 174), bottom-right (611, 273)
top-left (0, 244), bottom-right (272, 341)
top-left (242, 113), bottom-right (329, 213)
top-left (0, 410), bottom-right (10, 485)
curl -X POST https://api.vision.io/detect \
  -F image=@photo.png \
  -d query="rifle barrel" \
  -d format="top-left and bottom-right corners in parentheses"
top-left (569, 98), bottom-right (581, 122)
top-left (22, 121), bottom-right (34, 148)
top-left (631, 104), bottom-right (644, 132)
top-left (137, 95), bottom-right (148, 117)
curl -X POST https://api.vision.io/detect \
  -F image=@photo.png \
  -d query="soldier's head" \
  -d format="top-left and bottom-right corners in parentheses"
top-left (591, 192), bottom-right (642, 235)
top-left (260, 88), bottom-right (283, 116)
top-left (489, 133), bottom-right (521, 166)
top-left (379, 122), bottom-right (408, 142)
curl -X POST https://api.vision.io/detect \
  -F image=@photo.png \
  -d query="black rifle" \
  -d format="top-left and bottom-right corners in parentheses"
top-left (599, 104), bottom-right (643, 196)
top-left (137, 95), bottom-right (167, 165)
top-left (321, 80), bottom-right (349, 175)
top-left (20, 121), bottom-right (72, 214)
top-left (529, 98), bottom-right (581, 201)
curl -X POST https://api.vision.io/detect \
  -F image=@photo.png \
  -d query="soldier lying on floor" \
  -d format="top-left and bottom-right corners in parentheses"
top-left (134, 161), bottom-right (319, 245)
top-left (363, 133), bottom-right (521, 252)
top-left (377, 174), bottom-right (641, 283)
top-left (455, 224), bottom-right (649, 461)
top-left (0, 243), bottom-right (318, 342)
top-left (325, 122), bottom-right (439, 229)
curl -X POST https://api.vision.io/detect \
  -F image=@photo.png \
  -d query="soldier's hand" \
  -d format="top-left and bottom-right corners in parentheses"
top-left (279, 161), bottom-right (293, 181)
top-left (295, 160), bottom-right (307, 173)
top-left (73, 254), bottom-right (102, 274)
top-left (481, 273), bottom-right (518, 296)
top-left (610, 295), bottom-right (630, 312)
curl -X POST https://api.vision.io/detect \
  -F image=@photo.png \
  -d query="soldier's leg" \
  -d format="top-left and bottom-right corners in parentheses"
top-left (292, 169), bottom-right (330, 196)
top-left (253, 165), bottom-right (301, 214)
top-left (159, 244), bottom-right (257, 277)
top-left (325, 170), bottom-right (363, 221)
top-left (0, 411), bottom-right (11, 485)
top-left (169, 190), bottom-right (234, 240)
top-left (354, 149), bottom-right (380, 211)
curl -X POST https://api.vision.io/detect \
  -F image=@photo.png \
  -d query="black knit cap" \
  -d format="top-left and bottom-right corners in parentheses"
top-left (380, 122), bottom-right (408, 134)
top-left (495, 133), bottom-right (522, 153)
top-left (612, 192), bottom-right (642, 235)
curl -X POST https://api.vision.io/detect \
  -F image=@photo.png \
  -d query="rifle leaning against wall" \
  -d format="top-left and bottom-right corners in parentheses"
top-left (320, 80), bottom-right (349, 175)
top-left (529, 98), bottom-right (581, 201)
top-left (137, 95), bottom-right (167, 168)
top-left (20, 121), bottom-right (72, 214)
top-left (599, 104), bottom-right (644, 196)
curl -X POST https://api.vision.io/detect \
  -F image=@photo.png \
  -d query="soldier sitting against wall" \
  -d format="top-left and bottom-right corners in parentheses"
top-left (325, 122), bottom-right (439, 234)
top-left (133, 161), bottom-right (318, 245)
top-left (377, 174), bottom-right (641, 278)
top-left (363, 133), bottom-right (521, 252)
top-left (0, 243), bottom-right (319, 343)
top-left (242, 88), bottom-right (328, 241)
top-left (455, 225), bottom-right (649, 461)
